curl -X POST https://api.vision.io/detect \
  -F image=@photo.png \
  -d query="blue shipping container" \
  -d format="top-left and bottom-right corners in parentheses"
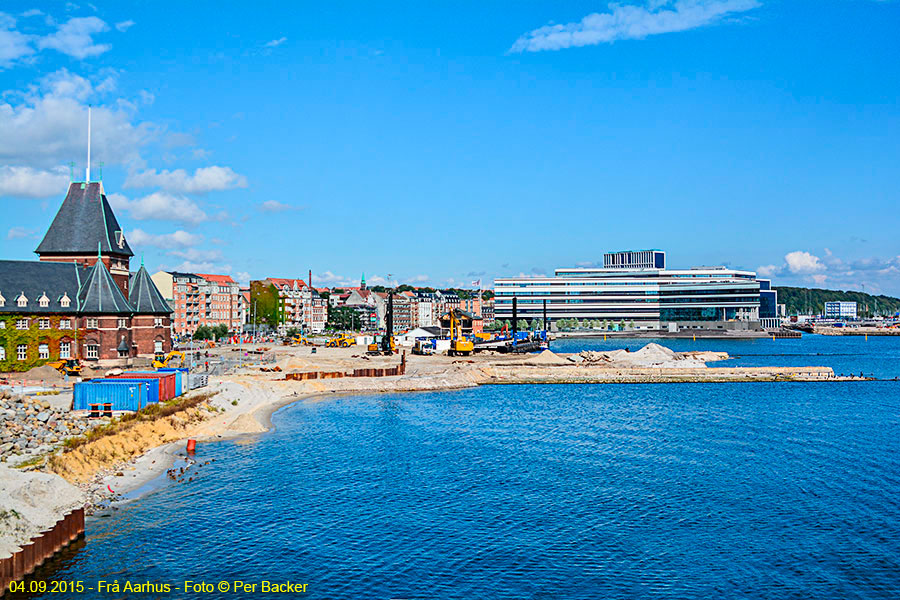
top-left (88, 378), bottom-right (159, 405)
top-left (74, 381), bottom-right (147, 412)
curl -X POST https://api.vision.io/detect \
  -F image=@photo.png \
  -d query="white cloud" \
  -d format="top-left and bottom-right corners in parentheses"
top-left (21, 10), bottom-right (44, 18)
top-left (0, 12), bottom-right (35, 67)
top-left (312, 271), bottom-right (359, 287)
top-left (115, 20), bottom-right (135, 32)
top-left (756, 264), bottom-right (779, 278)
top-left (757, 250), bottom-right (900, 295)
top-left (167, 261), bottom-right (232, 274)
top-left (0, 165), bottom-right (68, 198)
top-left (7, 226), bottom-right (37, 239)
top-left (234, 271), bottom-right (251, 285)
top-left (785, 250), bottom-right (825, 274)
top-left (168, 247), bottom-right (223, 262)
top-left (128, 228), bottom-right (203, 248)
top-left (0, 69), bottom-right (153, 169)
top-left (37, 16), bottom-right (111, 59)
top-left (510, 0), bottom-right (760, 53)
top-left (125, 165), bottom-right (247, 194)
top-left (110, 191), bottom-right (208, 224)
top-left (259, 199), bottom-right (294, 212)
top-left (265, 37), bottom-right (287, 48)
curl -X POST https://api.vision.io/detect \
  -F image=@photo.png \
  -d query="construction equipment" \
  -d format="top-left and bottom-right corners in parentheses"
top-left (153, 350), bottom-right (186, 369)
top-left (290, 335), bottom-right (312, 346)
top-left (326, 334), bottom-right (356, 348)
top-left (367, 291), bottom-right (396, 355)
top-left (47, 359), bottom-right (82, 377)
top-left (367, 334), bottom-right (396, 355)
top-left (447, 309), bottom-right (474, 356)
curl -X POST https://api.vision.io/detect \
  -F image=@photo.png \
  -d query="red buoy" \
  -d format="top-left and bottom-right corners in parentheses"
top-left (186, 439), bottom-right (197, 453)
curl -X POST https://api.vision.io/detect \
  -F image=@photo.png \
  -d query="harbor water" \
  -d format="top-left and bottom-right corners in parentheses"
top-left (19, 336), bottom-right (900, 599)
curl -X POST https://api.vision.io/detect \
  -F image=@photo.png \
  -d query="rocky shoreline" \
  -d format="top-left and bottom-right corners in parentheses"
top-left (0, 390), bottom-right (91, 465)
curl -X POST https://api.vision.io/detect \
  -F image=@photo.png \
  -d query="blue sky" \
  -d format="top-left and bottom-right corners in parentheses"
top-left (1, 1), bottom-right (898, 293)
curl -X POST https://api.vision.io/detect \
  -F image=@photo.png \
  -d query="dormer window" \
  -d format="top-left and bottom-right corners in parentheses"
top-left (60, 293), bottom-right (71, 308)
top-left (116, 231), bottom-right (125, 249)
top-left (0, 292), bottom-right (4, 307)
top-left (39, 293), bottom-right (49, 307)
top-left (16, 293), bottom-right (27, 307)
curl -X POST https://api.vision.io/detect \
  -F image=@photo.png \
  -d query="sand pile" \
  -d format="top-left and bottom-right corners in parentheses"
top-left (0, 464), bottom-right (84, 559)
top-left (23, 365), bottom-right (64, 382)
top-left (522, 350), bottom-right (571, 366)
top-left (577, 343), bottom-right (713, 368)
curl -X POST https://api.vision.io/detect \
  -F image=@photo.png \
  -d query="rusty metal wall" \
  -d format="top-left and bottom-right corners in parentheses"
top-left (0, 507), bottom-right (85, 596)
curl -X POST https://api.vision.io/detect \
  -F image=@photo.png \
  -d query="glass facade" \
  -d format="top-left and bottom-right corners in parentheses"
top-left (494, 253), bottom-right (761, 330)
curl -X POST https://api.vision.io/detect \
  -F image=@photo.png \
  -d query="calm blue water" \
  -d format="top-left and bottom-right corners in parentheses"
top-left (552, 334), bottom-right (900, 379)
top-left (19, 338), bottom-right (900, 600)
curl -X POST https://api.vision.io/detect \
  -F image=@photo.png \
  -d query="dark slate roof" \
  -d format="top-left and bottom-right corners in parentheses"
top-left (129, 265), bottom-right (173, 315)
top-left (0, 260), bottom-right (82, 314)
top-left (35, 182), bottom-right (134, 257)
top-left (78, 259), bottom-right (134, 314)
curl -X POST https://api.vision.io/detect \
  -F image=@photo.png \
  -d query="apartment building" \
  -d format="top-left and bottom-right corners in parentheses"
top-left (263, 277), bottom-right (328, 333)
top-left (151, 271), bottom-right (243, 337)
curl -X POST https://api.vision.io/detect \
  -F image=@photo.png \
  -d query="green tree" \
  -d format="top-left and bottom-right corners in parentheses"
top-left (629, 320), bottom-right (636, 330)
top-left (516, 319), bottom-right (528, 331)
top-left (530, 318), bottom-right (542, 331)
top-left (192, 325), bottom-right (212, 340)
top-left (249, 281), bottom-right (282, 329)
top-left (482, 290), bottom-right (495, 300)
top-left (618, 319), bottom-right (626, 330)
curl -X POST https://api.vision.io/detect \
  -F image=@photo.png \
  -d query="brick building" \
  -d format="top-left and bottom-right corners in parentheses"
top-left (151, 271), bottom-right (243, 338)
top-left (261, 278), bottom-right (328, 334)
top-left (0, 181), bottom-right (173, 371)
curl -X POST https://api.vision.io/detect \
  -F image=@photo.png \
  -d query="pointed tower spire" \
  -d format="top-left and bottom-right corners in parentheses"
top-left (85, 105), bottom-right (92, 183)
top-left (361, 272), bottom-right (366, 290)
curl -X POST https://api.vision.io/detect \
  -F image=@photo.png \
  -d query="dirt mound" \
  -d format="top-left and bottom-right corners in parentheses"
top-left (578, 343), bottom-right (712, 368)
top-left (0, 465), bottom-right (84, 559)
top-left (523, 350), bottom-right (571, 366)
top-left (23, 365), bottom-right (64, 382)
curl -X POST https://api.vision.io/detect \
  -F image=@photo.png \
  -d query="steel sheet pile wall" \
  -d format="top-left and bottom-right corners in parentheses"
top-left (285, 358), bottom-right (406, 381)
top-left (73, 381), bottom-right (147, 411)
top-left (0, 508), bottom-right (85, 595)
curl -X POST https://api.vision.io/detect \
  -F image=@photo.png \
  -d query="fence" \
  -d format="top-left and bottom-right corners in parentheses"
top-left (189, 374), bottom-right (208, 389)
top-left (0, 508), bottom-right (85, 595)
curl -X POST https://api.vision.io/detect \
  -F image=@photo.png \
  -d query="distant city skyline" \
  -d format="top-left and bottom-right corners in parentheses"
top-left (1, 1), bottom-right (898, 294)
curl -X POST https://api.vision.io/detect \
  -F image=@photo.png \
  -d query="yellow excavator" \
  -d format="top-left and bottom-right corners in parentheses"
top-left (153, 350), bottom-right (185, 369)
top-left (447, 309), bottom-right (474, 357)
top-left (326, 334), bottom-right (356, 348)
top-left (47, 359), bottom-right (82, 377)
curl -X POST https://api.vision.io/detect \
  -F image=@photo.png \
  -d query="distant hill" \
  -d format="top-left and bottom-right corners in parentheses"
top-left (773, 286), bottom-right (900, 317)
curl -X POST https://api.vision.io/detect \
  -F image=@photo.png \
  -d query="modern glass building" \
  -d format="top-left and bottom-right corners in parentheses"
top-left (494, 250), bottom-right (763, 331)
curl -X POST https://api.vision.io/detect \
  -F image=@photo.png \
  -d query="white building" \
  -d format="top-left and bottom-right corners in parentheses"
top-left (494, 250), bottom-right (763, 332)
top-left (823, 301), bottom-right (857, 319)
